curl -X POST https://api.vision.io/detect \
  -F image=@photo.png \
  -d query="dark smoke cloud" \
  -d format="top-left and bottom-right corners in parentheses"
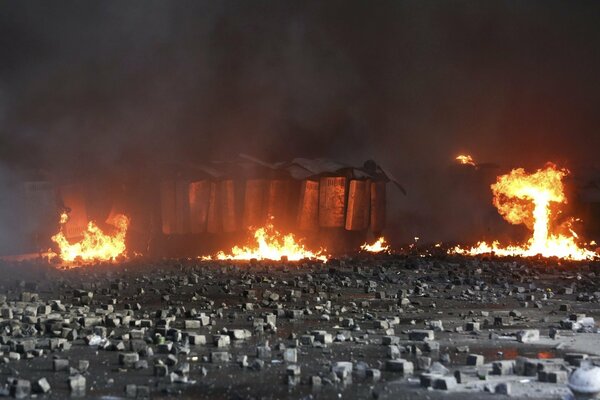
top-left (1, 0), bottom-right (600, 247)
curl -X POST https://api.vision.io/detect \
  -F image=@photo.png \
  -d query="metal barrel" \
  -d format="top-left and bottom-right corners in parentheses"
top-left (345, 179), bottom-right (370, 231)
top-left (220, 180), bottom-right (238, 232)
top-left (318, 176), bottom-right (347, 228)
top-left (188, 180), bottom-right (212, 234)
top-left (242, 179), bottom-right (267, 228)
top-left (206, 182), bottom-right (222, 234)
top-left (297, 180), bottom-right (319, 231)
top-left (370, 180), bottom-right (387, 233)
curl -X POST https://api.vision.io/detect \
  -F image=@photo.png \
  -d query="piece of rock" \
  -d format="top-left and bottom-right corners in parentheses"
top-left (69, 375), bottom-right (86, 397)
top-left (432, 376), bottom-right (457, 390)
top-left (516, 329), bottom-right (540, 343)
top-left (408, 330), bottom-right (434, 341)
top-left (32, 378), bottom-right (51, 394)
top-left (466, 354), bottom-right (484, 366)
top-left (386, 359), bottom-right (414, 374)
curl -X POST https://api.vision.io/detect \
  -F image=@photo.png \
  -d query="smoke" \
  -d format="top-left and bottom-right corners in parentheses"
top-left (1, 0), bottom-right (600, 249)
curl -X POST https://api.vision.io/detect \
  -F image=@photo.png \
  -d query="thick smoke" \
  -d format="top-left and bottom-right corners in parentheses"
top-left (1, 1), bottom-right (600, 250)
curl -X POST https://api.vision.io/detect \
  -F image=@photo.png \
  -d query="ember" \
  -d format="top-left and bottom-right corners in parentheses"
top-left (50, 212), bottom-right (130, 263)
top-left (360, 237), bottom-right (390, 253)
top-left (202, 219), bottom-right (327, 262)
top-left (453, 163), bottom-right (599, 260)
top-left (456, 154), bottom-right (476, 166)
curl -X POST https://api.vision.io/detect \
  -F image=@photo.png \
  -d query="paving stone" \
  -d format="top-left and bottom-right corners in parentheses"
top-left (211, 351), bottom-right (232, 363)
top-left (517, 329), bottom-right (540, 343)
top-left (466, 354), bottom-right (484, 366)
top-left (32, 377), bottom-right (51, 394)
top-left (408, 330), bottom-right (434, 341)
top-left (283, 348), bottom-right (297, 363)
top-left (432, 376), bottom-right (457, 390)
top-left (495, 382), bottom-right (512, 395)
top-left (69, 375), bottom-right (86, 397)
top-left (332, 361), bottom-right (353, 379)
top-left (10, 379), bottom-right (31, 399)
top-left (386, 359), bottom-right (414, 374)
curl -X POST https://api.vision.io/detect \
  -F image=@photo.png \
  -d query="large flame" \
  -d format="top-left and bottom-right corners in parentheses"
top-left (361, 237), bottom-right (390, 253)
top-left (204, 221), bottom-right (327, 262)
top-left (51, 213), bottom-right (129, 263)
top-left (454, 164), bottom-right (598, 260)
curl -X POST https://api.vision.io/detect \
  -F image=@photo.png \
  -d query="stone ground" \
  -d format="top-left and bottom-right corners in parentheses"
top-left (0, 251), bottom-right (599, 399)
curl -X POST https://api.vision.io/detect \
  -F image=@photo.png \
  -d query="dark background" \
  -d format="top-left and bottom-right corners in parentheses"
top-left (1, 1), bottom-right (600, 249)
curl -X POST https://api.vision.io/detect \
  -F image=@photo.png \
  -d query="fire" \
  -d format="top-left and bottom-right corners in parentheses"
top-left (204, 221), bottom-right (327, 262)
top-left (454, 164), bottom-right (598, 260)
top-left (456, 154), bottom-right (476, 166)
top-left (361, 237), bottom-right (390, 253)
top-left (51, 212), bottom-right (130, 263)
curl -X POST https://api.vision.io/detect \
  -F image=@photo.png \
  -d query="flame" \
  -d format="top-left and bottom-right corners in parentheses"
top-left (203, 221), bottom-right (327, 262)
top-left (51, 212), bottom-right (129, 263)
top-left (361, 237), bottom-right (390, 253)
top-left (453, 164), bottom-right (598, 260)
top-left (456, 154), bottom-right (476, 166)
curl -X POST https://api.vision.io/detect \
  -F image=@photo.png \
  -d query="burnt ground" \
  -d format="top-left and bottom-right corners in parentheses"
top-left (0, 252), bottom-right (599, 399)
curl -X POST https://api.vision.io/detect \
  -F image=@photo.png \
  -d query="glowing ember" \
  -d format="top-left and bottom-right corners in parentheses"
top-left (204, 221), bottom-right (327, 262)
top-left (51, 212), bottom-right (130, 263)
top-left (453, 163), bottom-right (598, 260)
top-left (361, 237), bottom-right (390, 253)
top-left (456, 154), bottom-right (476, 166)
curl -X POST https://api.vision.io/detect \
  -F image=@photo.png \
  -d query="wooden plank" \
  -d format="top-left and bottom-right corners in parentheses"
top-left (345, 180), bottom-right (370, 231)
top-left (297, 180), bottom-right (319, 231)
top-left (207, 182), bottom-right (222, 233)
top-left (318, 177), bottom-right (347, 228)
top-left (220, 180), bottom-right (238, 233)
top-left (189, 180), bottom-right (212, 234)
top-left (370, 181), bottom-right (387, 233)
top-left (243, 179), bottom-right (267, 228)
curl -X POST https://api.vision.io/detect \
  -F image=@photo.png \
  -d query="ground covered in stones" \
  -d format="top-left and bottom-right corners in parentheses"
top-left (0, 252), bottom-right (599, 399)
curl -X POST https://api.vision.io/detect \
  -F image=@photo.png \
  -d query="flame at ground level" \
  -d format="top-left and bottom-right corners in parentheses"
top-left (361, 237), bottom-right (390, 253)
top-left (203, 223), bottom-right (327, 262)
top-left (51, 213), bottom-right (129, 263)
top-left (452, 164), bottom-right (599, 261)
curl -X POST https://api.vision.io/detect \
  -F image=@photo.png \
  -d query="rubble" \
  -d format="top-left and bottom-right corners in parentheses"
top-left (0, 254), bottom-right (598, 399)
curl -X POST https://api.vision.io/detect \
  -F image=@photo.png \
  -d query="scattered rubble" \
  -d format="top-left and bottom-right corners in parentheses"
top-left (0, 253), bottom-right (598, 398)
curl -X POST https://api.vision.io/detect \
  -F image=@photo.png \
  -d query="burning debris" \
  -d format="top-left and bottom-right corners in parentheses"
top-left (454, 163), bottom-right (599, 260)
top-left (202, 219), bottom-right (327, 262)
top-left (455, 154), bottom-right (477, 167)
top-left (360, 237), bottom-right (390, 253)
top-left (50, 212), bottom-right (130, 264)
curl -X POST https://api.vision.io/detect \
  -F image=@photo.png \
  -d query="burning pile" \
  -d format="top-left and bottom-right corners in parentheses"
top-left (51, 213), bottom-right (130, 263)
top-left (454, 163), bottom-right (598, 260)
top-left (360, 237), bottom-right (390, 253)
top-left (203, 221), bottom-right (327, 262)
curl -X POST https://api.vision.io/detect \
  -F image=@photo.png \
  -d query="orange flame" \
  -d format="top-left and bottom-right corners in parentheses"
top-left (456, 154), bottom-right (476, 166)
top-left (453, 164), bottom-right (598, 260)
top-left (51, 212), bottom-right (129, 263)
top-left (360, 237), bottom-right (390, 253)
top-left (203, 221), bottom-right (327, 262)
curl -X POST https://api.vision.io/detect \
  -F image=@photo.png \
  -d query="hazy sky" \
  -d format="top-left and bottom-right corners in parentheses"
top-left (1, 1), bottom-right (600, 243)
